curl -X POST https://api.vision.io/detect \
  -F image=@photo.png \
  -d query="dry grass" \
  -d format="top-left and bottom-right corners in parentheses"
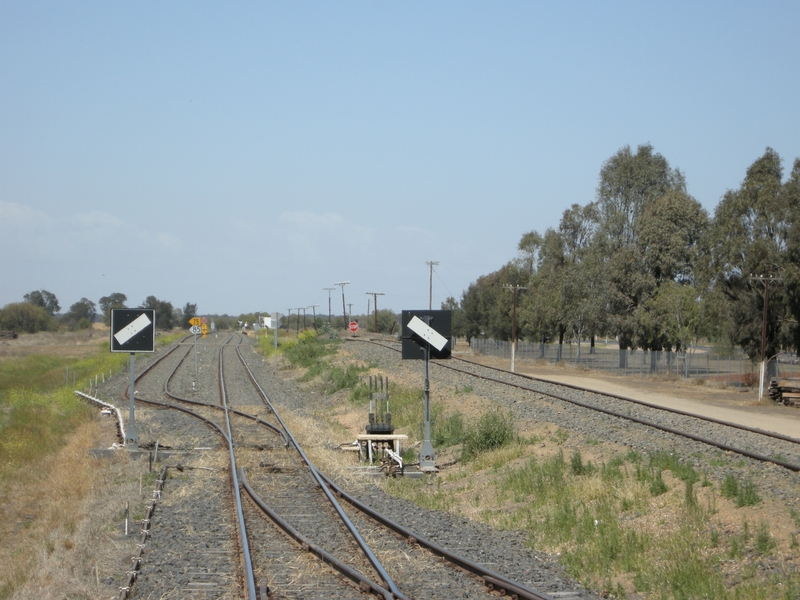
top-left (0, 416), bottom-right (148, 600)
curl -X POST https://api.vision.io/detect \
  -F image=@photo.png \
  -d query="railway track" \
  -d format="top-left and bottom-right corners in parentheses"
top-left (110, 333), bottom-right (573, 599)
top-left (348, 338), bottom-right (800, 475)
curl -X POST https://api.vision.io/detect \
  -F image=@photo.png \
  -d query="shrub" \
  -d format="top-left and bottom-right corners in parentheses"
top-left (433, 412), bottom-right (467, 448)
top-left (323, 364), bottom-right (365, 393)
top-left (754, 521), bottom-right (776, 555)
top-left (648, 451), bottom-right (698, 484)
top-left (463, 410), bottom-right (516, 458)
top-left (720, 473), bottom-right (738, 499)
top-left (649, 469), bottom-right (668, 496)
top-left (736, 479), bottom-right (761, 507)
top-left (0, 302), bottom-right (58, 334)
top-left (282, 331), bottom-right (337, 367)
top-left (571, 450), bottom-right (595, 476)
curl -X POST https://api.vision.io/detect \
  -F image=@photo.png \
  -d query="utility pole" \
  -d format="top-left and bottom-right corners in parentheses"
top-left (300, 307), bottom-right (307, 331)
top-left (503, 284), bottom-right (527, 373)
top-left (366, 292), bottom-right (385, 334)
top-left (335, 281), bottom-right (349, 330)
top-left (750, 274), bottom-right (782, 403)
top-left (286, 309), bottom-right (292, 335)
top-left (295, 307), bottom-right (304, 335)
top-left (323, 288), bottom-right (335, 323)
top-left (309, 305), bottom-right (319, 331)
top-left (426, 261), bottom-right (439, 310)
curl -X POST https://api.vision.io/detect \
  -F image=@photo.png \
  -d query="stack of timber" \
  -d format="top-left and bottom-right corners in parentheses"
top-left (0, 330), bottom-right (18, 340)
top-left (769, 378), bottom-right (800, 407)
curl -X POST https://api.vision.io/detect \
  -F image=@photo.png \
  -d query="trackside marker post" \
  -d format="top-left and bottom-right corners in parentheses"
top-left (111, 309), bottom-right (156, 451)
top-left (401, 310), bottom-right (452, 473)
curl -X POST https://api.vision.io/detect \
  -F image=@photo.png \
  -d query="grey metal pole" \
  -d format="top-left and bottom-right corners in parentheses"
top-left (273, 312), bottom-right (278, 369)
top-left (126, 353), bottom-right (138, 449)
top-left (193, 333), bottom-right (198, 391)
top-left (420, 341), bottom-right (435, 472)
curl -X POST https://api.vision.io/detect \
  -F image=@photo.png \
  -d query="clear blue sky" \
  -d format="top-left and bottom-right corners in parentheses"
top-left (2, 2), bottom-right (798, 318)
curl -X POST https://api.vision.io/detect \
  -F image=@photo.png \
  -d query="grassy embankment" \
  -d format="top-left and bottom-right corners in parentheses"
top-left (273, 331), bottom-right (800, 600)
top-left (0, 331), bottom-right (183, 599)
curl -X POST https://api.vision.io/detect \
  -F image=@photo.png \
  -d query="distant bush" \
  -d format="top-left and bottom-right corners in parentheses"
top-left (0, 302), bottom-right (58, 334)
top-left (323, 364), bottom-right (367, 393)
top-left (283, 330), bottom-right (337, 367)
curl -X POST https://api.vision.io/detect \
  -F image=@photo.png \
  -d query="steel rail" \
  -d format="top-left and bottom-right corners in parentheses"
top-left (128, 333), bottom-right (549, 600)
top-left (351, 338), bottom-right (800, 473)
top-left (239, 469), bottom-right (395, 600)
top-left (131, 334), bottom-right (193, 382)
top-left (232, 341), bottom-right (408, 600)
top-left (161, 340), bottom-right (289, 446)
top-left (451, 352), bottom-right (800, 446)
top-left (130, 336), bottom-right (397, 599)
top-left (133, 396), bottom-right (230, 441)
top-left (218, 340), bottom-right (258, 600)
top-left (317, 471), bottom-right (555, 600)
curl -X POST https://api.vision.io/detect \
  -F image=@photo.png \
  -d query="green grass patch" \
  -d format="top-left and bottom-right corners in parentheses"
top-left (0, 333), bottom-right (184, 481)
top-left (281, 330), bottom-right (339, 367)
top-left (0, 387), bottom-right (92, 480)
top-left (0, 354), bottom-right (74, 398)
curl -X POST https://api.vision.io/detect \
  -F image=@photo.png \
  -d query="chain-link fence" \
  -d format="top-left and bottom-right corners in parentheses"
top-left (468, 338), bottom-right (800, 385)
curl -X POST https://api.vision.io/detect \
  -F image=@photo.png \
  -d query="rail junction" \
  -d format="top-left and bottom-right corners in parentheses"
top-left (95, 333), bottom-right (590, 600)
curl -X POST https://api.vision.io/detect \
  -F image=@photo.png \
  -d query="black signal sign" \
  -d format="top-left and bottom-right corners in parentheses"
top-left (110, 309), bottom-right (156, 353)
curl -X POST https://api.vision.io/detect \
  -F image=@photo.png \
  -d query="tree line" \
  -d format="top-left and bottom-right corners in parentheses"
top-left (448, 144), bottom-right (800, 373)
top-left (0, 291), bottom-right (200, 333)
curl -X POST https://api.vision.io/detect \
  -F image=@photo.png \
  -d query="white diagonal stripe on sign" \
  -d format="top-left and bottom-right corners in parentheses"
top-left (407, 316), bottom-right (448, 351)
top-left (114, 313), bottom-right (152, 346)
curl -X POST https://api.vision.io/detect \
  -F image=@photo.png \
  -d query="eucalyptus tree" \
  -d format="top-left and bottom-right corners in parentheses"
top-left (63, 298), bottom-right (97, 330)
top-left (783, 159), bottom-right (800, 351)
top-left (558, 204), bottom-right (605, 356)
top-left (99, 292), bottom-right (127, 326)
top-left (518, 228), bottom-right (567, 355)
top-left (516, 230), bottom-right (543, 276)
top-left (459, 263), bottom-right (524, 343)
top-left (23, 290), bottom-right (60, 315)
top-left (594, 144), bottom-right (687, 365)
top-left (636, 282), bottom-right (708, 376)
top-left (706, 148), bottom-right (797, 373)
top-left (442, 296), bottom-right (468, 340)
top-left (141, 296), bottom-right (176, 330)
top-left (634, 189), bottom-right (709, 361)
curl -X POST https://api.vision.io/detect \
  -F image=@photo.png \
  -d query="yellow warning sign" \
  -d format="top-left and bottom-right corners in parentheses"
top-left (189, 317), bottom-right (202, 326)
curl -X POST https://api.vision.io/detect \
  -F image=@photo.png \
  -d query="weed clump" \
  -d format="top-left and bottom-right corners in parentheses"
top-left (463, 410), bottom-right (517, 459)
top-left (282, 330), bottom-right (338, 367)
top-left (720, 473), bottom-right (761, 507)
